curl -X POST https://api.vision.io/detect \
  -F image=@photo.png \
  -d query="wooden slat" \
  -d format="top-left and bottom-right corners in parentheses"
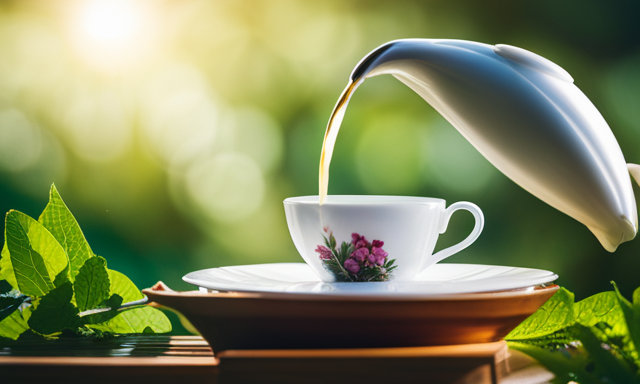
top-left (217, 341), bottom-right (507, 384)
top-left (0, 336), bottom-right (218, 384)
top-left (0, 336), bottom-right (551, 383)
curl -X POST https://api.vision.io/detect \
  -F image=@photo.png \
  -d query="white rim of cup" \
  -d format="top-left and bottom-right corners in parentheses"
top-left (283, 195), bottom-right (445, 205)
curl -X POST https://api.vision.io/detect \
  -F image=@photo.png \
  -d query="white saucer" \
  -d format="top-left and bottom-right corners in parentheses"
top-left (183, 262), bottom-right (558, 298)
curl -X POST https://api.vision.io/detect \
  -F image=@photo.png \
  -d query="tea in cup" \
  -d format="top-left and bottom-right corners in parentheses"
top-left (283, 195), bottom-right (484, 282)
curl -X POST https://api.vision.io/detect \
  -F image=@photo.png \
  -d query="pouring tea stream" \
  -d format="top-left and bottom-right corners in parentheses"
top-left (319, 39), bottom-right (640, 252)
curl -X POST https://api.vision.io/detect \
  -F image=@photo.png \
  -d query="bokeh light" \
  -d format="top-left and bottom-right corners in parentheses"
top-left (0, 109), bottom-right (42, 172)
top-left (63, 88), bottom-right (132, 163)
top-left (185, 152), bottom-right (265, 223)
top-left (355, 113), bottom-right (425, 194)
top-left (425, 117), bottom-right (501, 194)
top-left (68, 0), bottom-right (160, 73)
top-left (139, 63), bottom-right (220, 167)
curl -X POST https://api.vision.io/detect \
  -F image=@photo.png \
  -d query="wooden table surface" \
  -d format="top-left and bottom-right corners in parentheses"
top-left (0, 336), bottom-right (554, 384)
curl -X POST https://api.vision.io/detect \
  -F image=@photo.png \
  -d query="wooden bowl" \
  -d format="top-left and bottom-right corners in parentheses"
top-left (143, 283), bottom-right (557, 352)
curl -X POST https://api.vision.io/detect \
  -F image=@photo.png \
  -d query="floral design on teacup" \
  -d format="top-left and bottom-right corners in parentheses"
top-left (314, 227), bottom-right (397, 282)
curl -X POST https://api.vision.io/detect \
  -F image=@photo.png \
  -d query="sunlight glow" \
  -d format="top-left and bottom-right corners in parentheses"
top-left (81, 0), bottom-right (139, 43)
top-left (70, 0), bottom-right (159, 73)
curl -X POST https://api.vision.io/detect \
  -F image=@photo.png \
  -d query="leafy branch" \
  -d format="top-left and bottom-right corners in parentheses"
top-left (506, 283), bottom-right (640, 384)
top-left (0, 185), bottom-right (171, 341)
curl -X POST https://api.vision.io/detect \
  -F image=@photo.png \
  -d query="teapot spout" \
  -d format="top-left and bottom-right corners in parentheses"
top-left (346, 39), bottom-right (639, 252)
top-left (589, 216), bottom-right (636, 253)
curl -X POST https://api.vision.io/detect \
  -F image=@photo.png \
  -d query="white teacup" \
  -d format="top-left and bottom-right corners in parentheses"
top-left (283, 195), bottom-right (484, 282)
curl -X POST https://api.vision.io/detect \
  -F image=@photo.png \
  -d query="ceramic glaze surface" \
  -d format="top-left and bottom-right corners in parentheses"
top-left (182, 262), bottom-right (558, 297)
top-left (148, 280), bottom-right (559, 349)
top-left (284, 196), bottom-right (483, 282)
top-left (322, 39), bottom-right (638, 252)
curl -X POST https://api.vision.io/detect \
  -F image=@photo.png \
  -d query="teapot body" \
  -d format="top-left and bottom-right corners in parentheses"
top-left (346, 39), bottom-right (637, 251)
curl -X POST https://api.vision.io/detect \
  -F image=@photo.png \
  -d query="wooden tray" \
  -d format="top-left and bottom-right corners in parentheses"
top-left (0, 336), bottom-right (516, 384)
top-left (143, 283), bottom-right (558, 351)
top-left (1, 336), bottom-right (555, 384)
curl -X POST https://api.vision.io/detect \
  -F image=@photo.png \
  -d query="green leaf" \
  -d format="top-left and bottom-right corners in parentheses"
top-left (74, 256), bottom-right (110, 312)
top-left (0, 308), bottom-right (29, 340)
top-left (28, 282), bottom-right (80, 335)
top-left (509, 285), bottom-right (640, 382)
top-left (508, 341), bottom-right (600, 384)
top-left (5, 211), bottom-right (69, 296)
top-left (634, 287), bottom-right (640, 338)
top-left (5, 211), bottom-right (65, 297)
top-left (574, 291), bottom-right (627, 338)
top-left (506, 287), bottom-right (575, 341)
top-left (80, 294), bottom-right (124, 325)
top-left (613, 283), bottom-right (640, 364)
top-left (572, 324), bottom-right (639, 384)
top-left (53, 263), bottom-right (70, 288)
top-left (0, 242), bottom-right (17, 289)
top-left (101, 293), bottom-right (124, 309)
top-left (87, 269), bottom-right (170, 333)
top-left (106, 269), bottom-right (144, 302)
top-left (89, 306), bottom-right (171, 334)
top-left (0, 279), bottom-right (12, 294)
top-left (38, 185), bottom-right (93, 281)
top-left (0, 291), bottom-right (29, 322)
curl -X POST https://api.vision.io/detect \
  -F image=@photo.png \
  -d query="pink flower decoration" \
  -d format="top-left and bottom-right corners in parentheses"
top-left (317, 229), bottom-right (394, 281)
top-left (351, 233), bottom-right (370, 249)
top-left (352, 247), bottom-right (369, 262)
top-left (371, 247), bottom-right (388, 266)
top-left (344, 259), bottom-right (360, 274)
top-left (372, 247), bottom-right (388, 259)
top-left (315, 245), bottom-right (333, 260)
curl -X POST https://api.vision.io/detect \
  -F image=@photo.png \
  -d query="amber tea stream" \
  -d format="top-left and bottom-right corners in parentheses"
top-left (318, 80), bottom-right (359, 205)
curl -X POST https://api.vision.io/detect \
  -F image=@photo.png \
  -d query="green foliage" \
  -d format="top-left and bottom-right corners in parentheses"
top-left (39, 185), bottom-right (93, 280)
top-left (74, 256), bottom-right (110, 312)
top-left (87, 269), bottom-right (171, 333)
top-left (106, 269), bottom-right (145, 302)
top-left (507, 287), bottom-right (575, 341)
top-left (506, 283), bottom-right (640, 384)
top-left (0, 289), bottom-right (28, 322)
top-left (321, 233), bottom-right (353, 282)
top-left (89, 306), bottom-right (172, 334)
top-left (28, 282), bottom-right (80, 335)
top-left (0, 279), bottom-right (13, 293)
top-left (0, 243), bottom-right (17, 288)
top-left (80, 294), bottom-right (123, 325)
top-left (0, 185), bottom-right (171, 340)
top-left (0, 308), bottom-right (29, 340)
top-left (5, 211), bottom-right (58, 297)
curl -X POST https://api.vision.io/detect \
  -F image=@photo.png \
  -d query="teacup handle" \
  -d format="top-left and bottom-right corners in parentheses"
top-left (424, 202), bottom-right (484, 269)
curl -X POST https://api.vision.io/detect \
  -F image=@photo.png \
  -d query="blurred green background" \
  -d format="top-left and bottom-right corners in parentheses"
top-left (1, 0), bottom-right (639, 308)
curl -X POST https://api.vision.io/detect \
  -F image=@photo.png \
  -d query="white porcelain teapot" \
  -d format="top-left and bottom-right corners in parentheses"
top-left (325, 39), bottom-right (639, 252)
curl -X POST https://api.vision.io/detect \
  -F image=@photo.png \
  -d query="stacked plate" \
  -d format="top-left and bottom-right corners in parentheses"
top-left (144, 263), bottom-right (558, 351)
